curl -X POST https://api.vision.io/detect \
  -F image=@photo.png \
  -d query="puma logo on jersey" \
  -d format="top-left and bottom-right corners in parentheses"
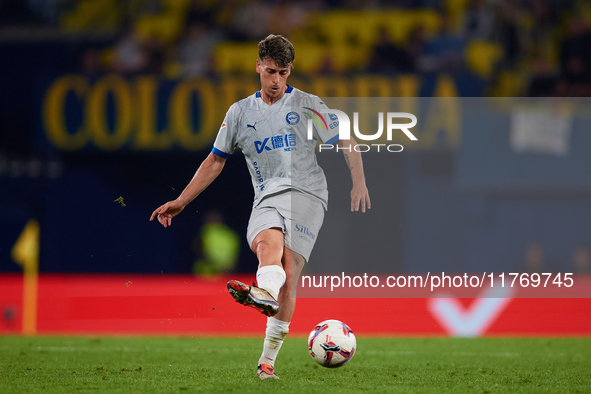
top-left (247, 122), bottom-right (257, 131)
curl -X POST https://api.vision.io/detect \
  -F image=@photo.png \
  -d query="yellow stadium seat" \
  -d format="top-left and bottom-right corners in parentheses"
top-left (347, 45), bottom-right (372, 70)
top-left (291, 43), bottom-right (325, 74)
top-left (135, 14), bottom-right (183, 43)
top-left (464, 40), bottom-right (503, 78)
top-left (351, 12), bottom-right (383, 47)
top-left (490, 69), bottom-right (524, 96)
top-left (214, 43), bottom-right (259, 74)
top-left (327, 11), bottom-right (381, 47)
top-left (60, 0), bottom-right (120, 31)
top-left (412, 9), bottom-right (441, 38)
top-left (380, 9), bottom-right (441, 45)
top-left (328, 44), bottom-right (354, 72)
top-left (581, 2), bottom-right (591, 27)
top-left (100, 48), bottom-right (115, 69)
top-left (445, 0), bottom-right (469, 29)
top-left (161, 0), bottom-right (193, 14)
top-left (296, 9), bottom-right (442, 72)
top-left (381, 10), bottom-right (416, 45)
top-left (318, 11), bottom-right (353, 46)
top-left (163, 61), bottom-right (182, 79)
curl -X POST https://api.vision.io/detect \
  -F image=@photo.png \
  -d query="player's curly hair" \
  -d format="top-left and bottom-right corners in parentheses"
top-left (258, 34), bottom-right (295, 68)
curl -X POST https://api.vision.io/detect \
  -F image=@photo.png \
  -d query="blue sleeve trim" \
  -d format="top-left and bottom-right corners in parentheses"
top-left (212, 147), bottom-right (231, 159)
top-left (326, 134), bottom-right (340, 145)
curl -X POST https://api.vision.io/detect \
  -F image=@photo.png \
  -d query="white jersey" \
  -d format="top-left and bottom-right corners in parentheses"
top-left (212, 85), bottom-right (339, 209)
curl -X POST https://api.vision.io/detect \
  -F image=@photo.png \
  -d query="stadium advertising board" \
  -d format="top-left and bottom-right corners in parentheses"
top-left (0, 274), bottom-right (589, 336)
top-left (38, 74), bottom-right (474, 152)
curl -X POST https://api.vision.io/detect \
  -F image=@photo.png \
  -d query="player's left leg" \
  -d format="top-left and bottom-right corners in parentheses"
top-left (275, 246), bottom-right (305, 322)
top-left (257, 247), bottom-right (305, 379)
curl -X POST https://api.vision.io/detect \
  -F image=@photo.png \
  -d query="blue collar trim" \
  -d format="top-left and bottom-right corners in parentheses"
top-left (256, 85), bottom-right (293, 98)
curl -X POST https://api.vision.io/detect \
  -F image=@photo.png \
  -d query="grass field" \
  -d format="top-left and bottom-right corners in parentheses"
top-left (1, 336), bottom-right (590, 393)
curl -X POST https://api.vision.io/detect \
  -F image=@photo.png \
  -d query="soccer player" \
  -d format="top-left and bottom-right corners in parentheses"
top-left (150, 34), bottom-right (370, 379)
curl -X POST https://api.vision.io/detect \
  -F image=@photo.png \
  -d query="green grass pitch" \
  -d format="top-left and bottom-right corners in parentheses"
top-left (0, 336), bottom-right (589, 393)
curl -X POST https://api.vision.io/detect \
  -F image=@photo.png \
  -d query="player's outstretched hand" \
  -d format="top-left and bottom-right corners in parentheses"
top-left (150, 200), bottom-right (185, 228)
top-left (351, 184), bottom-right (371, 213)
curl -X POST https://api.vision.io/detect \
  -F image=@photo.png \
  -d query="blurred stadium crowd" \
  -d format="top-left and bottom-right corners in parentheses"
top-left (2, 0), bottom-right (591, 96)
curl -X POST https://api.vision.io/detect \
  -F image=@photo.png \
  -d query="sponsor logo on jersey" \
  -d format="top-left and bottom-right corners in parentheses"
top-left (254, 134), bottom-right (297, 154)
top-left (286, 111), bottom-right (300, 125)
top-left (253, 161), bottom-right (264, 191)
top-left (295, 223), bottom-right (316, 240)
top-left (254, 138), bottom-right (271, 153)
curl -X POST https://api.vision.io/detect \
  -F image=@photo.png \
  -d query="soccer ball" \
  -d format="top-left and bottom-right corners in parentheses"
top-left (308, 319), bottom-right (356, 368)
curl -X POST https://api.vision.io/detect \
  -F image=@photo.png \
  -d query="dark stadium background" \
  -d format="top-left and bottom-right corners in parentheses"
top-left (0, 0), bottom-right (590, 336)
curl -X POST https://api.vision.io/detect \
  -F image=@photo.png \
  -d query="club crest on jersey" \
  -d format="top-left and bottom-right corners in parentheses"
top-left (286, 111), bottom-right (300, 125)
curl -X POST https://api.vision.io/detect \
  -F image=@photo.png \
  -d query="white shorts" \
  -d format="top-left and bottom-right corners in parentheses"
top-left (246, 190), bottom-right (325, 263)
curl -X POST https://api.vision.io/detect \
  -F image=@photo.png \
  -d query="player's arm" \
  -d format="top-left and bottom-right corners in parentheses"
top-left (150, 152), bottom-right (226, 228)
top-left (338, 137), bottom-right (371, 213)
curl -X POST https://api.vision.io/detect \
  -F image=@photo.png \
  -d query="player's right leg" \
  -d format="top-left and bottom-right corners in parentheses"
top-left (252, 227), bottom-right (287, 301)
top-left (227, 228), bottom-right (286, 317)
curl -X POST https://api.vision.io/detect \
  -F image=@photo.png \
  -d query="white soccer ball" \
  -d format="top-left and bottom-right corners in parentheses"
top-left (308, 319), bottom-right (356, 368)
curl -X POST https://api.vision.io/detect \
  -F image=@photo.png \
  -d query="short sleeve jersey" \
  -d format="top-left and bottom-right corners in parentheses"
top-left (212, 85), bottom-right (339, 209)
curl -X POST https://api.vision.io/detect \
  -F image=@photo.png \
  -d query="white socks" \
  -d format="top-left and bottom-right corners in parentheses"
top-left (259, 317), bottom-right (290, 367)
top-left (256, 265), bottom-right (286, 300)
top-left (256, 266), bottom-right (288, 367)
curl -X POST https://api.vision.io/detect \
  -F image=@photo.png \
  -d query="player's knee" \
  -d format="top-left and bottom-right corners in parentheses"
top-left (255, 239), bottom-right (271, 254)
top-left (254, 237), bottom-right (282, 258)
